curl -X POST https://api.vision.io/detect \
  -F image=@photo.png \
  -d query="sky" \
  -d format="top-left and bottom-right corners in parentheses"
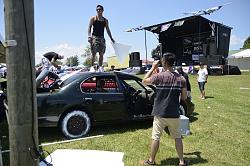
top-left (0, 0), bottom-right (249, 64)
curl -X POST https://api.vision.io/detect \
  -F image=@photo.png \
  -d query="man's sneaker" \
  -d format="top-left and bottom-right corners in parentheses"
top-left (98, 66), bottom-right (104, 72)
top-left (89, 66), bottom-right (96, 72)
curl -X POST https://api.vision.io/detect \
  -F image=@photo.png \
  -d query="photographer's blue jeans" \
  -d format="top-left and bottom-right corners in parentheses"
top-left (36, 68), bottom-right (49, 88)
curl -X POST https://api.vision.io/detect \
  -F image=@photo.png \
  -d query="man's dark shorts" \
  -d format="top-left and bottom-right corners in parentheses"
top-left (91, 36), bottom-right (106, 55)
top-left (198, 81), bottom-right (206, 91)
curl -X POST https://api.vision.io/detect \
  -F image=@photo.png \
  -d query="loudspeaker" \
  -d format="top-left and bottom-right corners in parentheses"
top-left (207, 67), bottom-right (223, 75)
top-left (209, 42), bottom-right (217, 56)
top-left (223, 65), bottom-right (241, 75)
top-left (129, 52), bottom-right (140, 61)
top-left (207, 55), bottom-right (222, 65)
top-left (129, 60), bottom-right (142, 67)
top-left (202, 44), bottom-right (207, 57)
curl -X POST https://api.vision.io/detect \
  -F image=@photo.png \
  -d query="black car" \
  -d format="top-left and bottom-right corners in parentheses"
top-left (1, 71), bottom-right (194, 139)
top-left (37, 71), bottom-right (155, 138)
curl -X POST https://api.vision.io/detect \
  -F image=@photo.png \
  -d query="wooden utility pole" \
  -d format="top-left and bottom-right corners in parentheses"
top-left (4, 0), bottom-right (39, 166)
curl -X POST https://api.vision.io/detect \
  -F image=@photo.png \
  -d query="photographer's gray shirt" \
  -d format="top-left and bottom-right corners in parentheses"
top-left (150, 71), bottom-right (186, 118)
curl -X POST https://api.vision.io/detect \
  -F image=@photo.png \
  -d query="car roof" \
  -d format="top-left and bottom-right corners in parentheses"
top-left (114, 71), bottom-right (141, 80)
top-left (61, 71), bottom-right (141, 85)
top-left (73, 71), bottom-right (140, 78)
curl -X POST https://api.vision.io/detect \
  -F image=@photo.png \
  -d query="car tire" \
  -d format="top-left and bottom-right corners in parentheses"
top-left (61, 110), bottom-right (91, 139)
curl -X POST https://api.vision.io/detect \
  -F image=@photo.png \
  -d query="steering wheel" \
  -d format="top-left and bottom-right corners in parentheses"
top-left (132, 89), bottom-right (142, 99)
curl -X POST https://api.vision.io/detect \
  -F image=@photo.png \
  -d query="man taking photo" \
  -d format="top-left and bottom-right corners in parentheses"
top-left (141, 52), bottom-right (188, 166)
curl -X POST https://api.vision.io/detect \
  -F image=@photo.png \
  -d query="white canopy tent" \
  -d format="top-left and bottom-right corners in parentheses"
top-left (227, 49), bottom-right (250, 59)
top-left (227, 49), bottom-right (250, 70)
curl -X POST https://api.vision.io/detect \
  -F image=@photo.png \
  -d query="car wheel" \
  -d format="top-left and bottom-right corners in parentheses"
top-left (61, 110), bottom-right (91, 139)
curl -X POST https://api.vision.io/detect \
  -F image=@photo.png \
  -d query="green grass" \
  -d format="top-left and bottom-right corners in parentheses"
top-left (1, 72), bottom-right (250, 165)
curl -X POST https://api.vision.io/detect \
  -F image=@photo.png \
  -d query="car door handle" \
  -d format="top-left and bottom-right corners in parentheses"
top-left (83, 98), bottom-right (93, 100)
top-left (83, 98), bottom-right (93, 103)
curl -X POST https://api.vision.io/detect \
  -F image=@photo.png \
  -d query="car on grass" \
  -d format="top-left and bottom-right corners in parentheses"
top-left (37, 71), bottom-right (156, 139)
top-left (1, 71), bottom-right (194, 139)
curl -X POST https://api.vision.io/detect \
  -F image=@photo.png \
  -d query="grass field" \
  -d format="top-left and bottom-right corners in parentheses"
top-left (1, 72), bottom-right (250, 165)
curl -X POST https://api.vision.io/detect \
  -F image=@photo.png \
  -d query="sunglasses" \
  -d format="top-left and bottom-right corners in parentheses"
top-left (96, 8), bottom-right (103, 11)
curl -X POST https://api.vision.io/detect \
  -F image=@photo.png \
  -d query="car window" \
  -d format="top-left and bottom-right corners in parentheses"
top-left (80, 76), bottom-right (119, 93)
top-left (81, 77), bottom-right (97, 93)
top-left (122, 79), bottom-right (143, 91)
top-left (141, 82), bottom-right (155, 91)
top-left (60, 73), bottom-right (82, 88)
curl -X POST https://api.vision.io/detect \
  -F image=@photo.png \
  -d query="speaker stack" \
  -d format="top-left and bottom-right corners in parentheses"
top-left (209, 42), bottom-right (217, 56)
top-left (205, 55), bottom-right (222, 65)
top-left (129, 52), bottom-right (142, 67)
top-left (202, 44), bottom-right (207, 57)
top-left (223, 65), bottom-right (241, 75)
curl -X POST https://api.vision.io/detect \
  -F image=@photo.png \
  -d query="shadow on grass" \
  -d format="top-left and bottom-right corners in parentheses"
top-left (39, 127), bottom-right (62, 143)
top-left (160, 151), bottom-right (208, 165)
top-left (93, 119), bottom-right (153, 135)
top-left (192, 112), bottom-right (199, 116)
top-left (39, 119), bottom-right (153, 143)
top-left (189, 116), bottom-right (198, 123)
top-left (189, 112), bottom-right (199, 123)
top-left (205, 96), bottom-right (214, 99)
top-left (2, 119), bottom-right (152, 164)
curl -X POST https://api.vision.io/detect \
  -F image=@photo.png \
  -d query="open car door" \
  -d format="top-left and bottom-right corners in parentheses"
top-left (119, 77), bottom-right (154, 117)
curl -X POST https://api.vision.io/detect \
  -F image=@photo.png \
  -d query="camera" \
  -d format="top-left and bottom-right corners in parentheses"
top-left (152, 54), bottom-right (161, 61)
top-left (151, 44), bottom-right (162, 66)
top-left (152, 55), bottom-right (162, 67)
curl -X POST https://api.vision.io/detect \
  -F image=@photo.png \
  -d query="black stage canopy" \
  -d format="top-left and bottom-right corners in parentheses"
top-left (144, 16), bottom-right (232, 65)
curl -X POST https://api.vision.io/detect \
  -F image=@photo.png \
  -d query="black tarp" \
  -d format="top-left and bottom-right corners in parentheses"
top-left (144, 16), bottom-right (232, 66)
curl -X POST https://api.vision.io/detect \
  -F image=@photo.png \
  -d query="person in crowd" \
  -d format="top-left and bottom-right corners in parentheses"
top-left (36, 52), bottom-right (64, 88)
top-left (89, 62), bottom-right (99, 72)
top-left (176, 66), bottom-right (191, 98)
top-left (97, 79), bottom-right (107, 92)
top-left (88, 4), bottom-right (115, 70)
top-left (141, 52), bottom-right (188, 166)
top-left (110, 65), bottom-right (115, 71)
top-left (197, 62), bottom-right (208, 99)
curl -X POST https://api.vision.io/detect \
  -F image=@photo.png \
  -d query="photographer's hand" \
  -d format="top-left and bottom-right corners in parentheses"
top-left (142, 60), bottom-right (160, 85)
top-left (152, 60), bottom-right (160, 70)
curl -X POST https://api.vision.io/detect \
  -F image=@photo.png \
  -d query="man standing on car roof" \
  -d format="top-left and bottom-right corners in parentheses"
top-left (88, 4), bottom-right (115, 70)
top-left (36, 52), bottom-right (64, 88)
top-left (141, 52), bottom-right (188, 166)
